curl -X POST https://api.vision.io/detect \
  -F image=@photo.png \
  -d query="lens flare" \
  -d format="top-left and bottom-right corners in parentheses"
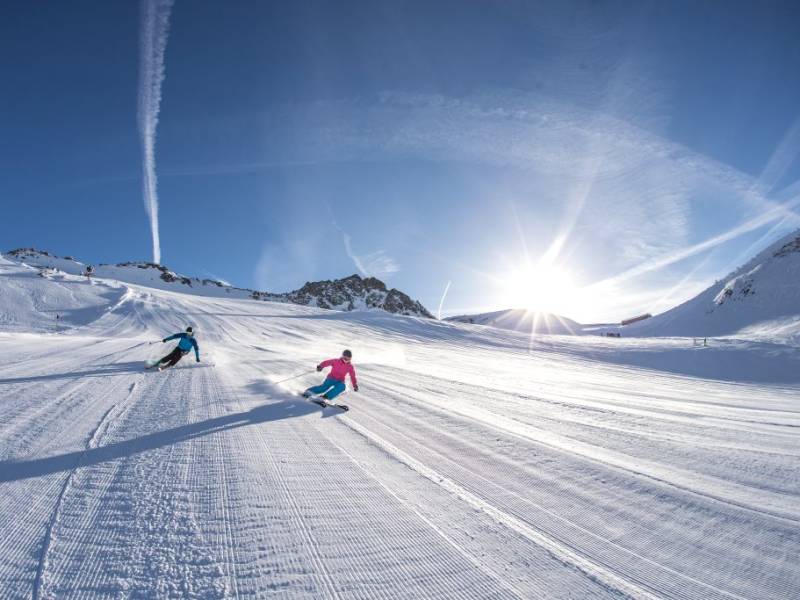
top-left (502, 263), bottom-right (577, 315)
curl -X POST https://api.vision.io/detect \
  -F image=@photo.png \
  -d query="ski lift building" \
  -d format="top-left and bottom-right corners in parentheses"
top-left (621, 313), bottom-right (652, 326)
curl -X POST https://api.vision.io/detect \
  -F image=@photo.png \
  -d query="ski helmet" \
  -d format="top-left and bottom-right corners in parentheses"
top-left (186, 326), bottom-right (194, 334)
top-left (342, 349), bottom-right (352, 358)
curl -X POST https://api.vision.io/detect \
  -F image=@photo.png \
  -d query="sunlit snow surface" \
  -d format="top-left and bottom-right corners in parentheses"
top-left (1, 256), bottom-right (799, 599)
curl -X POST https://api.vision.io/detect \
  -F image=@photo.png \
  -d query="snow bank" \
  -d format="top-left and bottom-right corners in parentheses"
top-left (0, 256), bottom-right (126, 333)
top-left (624, 229), bottom-right (800, 339)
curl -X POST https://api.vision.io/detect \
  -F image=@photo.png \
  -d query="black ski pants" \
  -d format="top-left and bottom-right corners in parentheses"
top-left (159, 347), bottom-right (187, 368)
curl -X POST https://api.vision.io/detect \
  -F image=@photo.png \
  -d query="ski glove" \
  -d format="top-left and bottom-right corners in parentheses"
top-left (162, 339), bottom-right (167, 343)
top-left (316, 365), bottom-right (323, 372)
top-left (353, 385), bottom-right (359, 392)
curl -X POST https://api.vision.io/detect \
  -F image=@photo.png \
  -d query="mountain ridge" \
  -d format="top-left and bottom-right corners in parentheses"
top-left (620, 228), bottom-right (800, 341)
top-left (4, 248), bottom-right (433, 319)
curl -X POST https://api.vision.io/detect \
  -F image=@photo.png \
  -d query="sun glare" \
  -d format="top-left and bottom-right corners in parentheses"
top-left (503, 263), bottom-right (577, 315)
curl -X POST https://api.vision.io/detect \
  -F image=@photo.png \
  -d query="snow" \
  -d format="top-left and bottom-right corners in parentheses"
top-left (1, 254), bottom-right (799, 598)
top-left (5, 249), bottom-right (248, 300)
top-left (0, 255), bottom-right (129, 333)
top-left (621, 229), bottom-right (800, 340)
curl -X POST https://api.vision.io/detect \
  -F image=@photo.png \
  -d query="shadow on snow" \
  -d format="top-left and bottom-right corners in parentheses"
top-left (0, 361), bottom-right (216, 385)
top-left (0, 398), bottom-right (329, 483)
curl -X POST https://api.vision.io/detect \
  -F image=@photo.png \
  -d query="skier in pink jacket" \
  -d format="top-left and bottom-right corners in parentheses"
top-left (302, 349), bottom-right (359, 400)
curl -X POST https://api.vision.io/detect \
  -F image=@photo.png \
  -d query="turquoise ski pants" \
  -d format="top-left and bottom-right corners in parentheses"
top-left (307, 377), bottom-right (346, 400)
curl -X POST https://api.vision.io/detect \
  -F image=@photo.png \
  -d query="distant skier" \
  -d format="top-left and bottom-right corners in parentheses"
top-left (303, 349), bottom-right (358, 400)
top-left (151, 327), bottom-right (200, 370)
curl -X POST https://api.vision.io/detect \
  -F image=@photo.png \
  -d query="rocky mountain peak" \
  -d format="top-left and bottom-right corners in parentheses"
top-left (284, 273), bottom-right (432, 317)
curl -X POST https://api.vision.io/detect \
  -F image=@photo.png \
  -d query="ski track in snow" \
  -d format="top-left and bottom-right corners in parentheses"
top-left (0, 270), bottom-right (799, 598)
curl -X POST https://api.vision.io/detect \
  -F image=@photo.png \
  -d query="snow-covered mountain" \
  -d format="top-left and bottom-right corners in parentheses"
top-left (4, 248), bottom-right (432, 318)
top-left (446, 308), bottom-right (582, 335)
top-left (623, 229), bottom-right (800, 341)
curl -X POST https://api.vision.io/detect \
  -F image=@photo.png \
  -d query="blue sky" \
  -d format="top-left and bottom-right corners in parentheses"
top-left (2, 0), bottom-right (800, 322)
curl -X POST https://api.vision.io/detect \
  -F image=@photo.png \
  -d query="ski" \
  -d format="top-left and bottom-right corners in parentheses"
top-left (316, 400), bottom-right (349, 411)
top-left (301, 393), bottom-right (349, 411)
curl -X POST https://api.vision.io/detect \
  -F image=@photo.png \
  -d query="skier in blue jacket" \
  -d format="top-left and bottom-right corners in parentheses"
top-left (152, 327), bottom-right (200, 370)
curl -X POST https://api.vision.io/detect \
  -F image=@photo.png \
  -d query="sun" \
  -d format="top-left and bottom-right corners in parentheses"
top-left (502, 263), bottom-right (577, 315)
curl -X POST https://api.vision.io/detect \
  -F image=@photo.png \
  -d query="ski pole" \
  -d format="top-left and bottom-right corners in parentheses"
top-left (273, 370), bottom-right (316, 385)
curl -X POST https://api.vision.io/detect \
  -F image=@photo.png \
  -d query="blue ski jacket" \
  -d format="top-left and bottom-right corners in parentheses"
top-left (163, 332), bottom-right (200, 360)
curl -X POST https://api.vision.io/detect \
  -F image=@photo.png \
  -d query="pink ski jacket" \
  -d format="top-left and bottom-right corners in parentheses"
top-left (318, 358), bottom-right (358, 386)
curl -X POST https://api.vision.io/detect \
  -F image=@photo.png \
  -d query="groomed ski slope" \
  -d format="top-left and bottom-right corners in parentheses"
top-left (1, 260), bottom-right (799, 599)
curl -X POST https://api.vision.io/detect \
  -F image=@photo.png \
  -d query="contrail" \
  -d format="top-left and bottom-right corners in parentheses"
top-left (589, 187), bottom-right (800, 291)
top-left (341, 231), bottom-right (368, 276)
top-left (137, 0), bottom-right (174, 264)
top-left (437, 281), bottom-right (452, 320)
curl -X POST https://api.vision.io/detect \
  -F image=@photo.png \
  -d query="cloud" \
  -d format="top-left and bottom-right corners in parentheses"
top-left (137, 0), bottom-right (174, 264)
top-left (252, 91), bottom-right (756, 261)
top-left (588, 178), bottom-right (800, 291)
top-left (753, 114), bottom-right (800, 195)
top-left (260, 91), bottom-right (800, 286)
top-left (340, 231), bottom-right (399, 278)
top-left (327, 211), bottom-right (399, 279)
top-left (162, 159), bottom-right (322, 178)
top-left (361, 250), bottom-right (400, 278)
